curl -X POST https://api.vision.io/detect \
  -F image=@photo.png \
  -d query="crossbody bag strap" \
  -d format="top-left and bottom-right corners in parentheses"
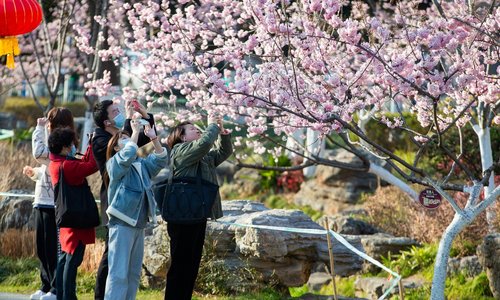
top-left (58, 161), bottom-right (65, 185)
top-left (167, 155), bottom-right (174, 185)
top-left (167, 158), bottom-right (203, 184)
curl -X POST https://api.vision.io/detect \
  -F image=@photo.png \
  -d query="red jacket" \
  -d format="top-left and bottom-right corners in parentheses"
top-left (49, 144), bottom-right (99, 254)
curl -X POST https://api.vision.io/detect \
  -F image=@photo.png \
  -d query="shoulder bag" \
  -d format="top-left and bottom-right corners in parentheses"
top-left (154, 161), bottom-right (218, 224)
top-left (54, 162), bottom-right (100, 228)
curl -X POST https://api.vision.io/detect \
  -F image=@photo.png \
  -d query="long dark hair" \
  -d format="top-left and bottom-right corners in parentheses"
top-left (166, 121), bottom-right (191, 149)
top-left (47, 107), bottom-right (78, 147)
top-left (103, 130), bottom-right (129, 188)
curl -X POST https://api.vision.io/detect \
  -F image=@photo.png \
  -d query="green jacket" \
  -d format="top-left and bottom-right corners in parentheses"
top-left (170, 123), bottom-right (233, 219)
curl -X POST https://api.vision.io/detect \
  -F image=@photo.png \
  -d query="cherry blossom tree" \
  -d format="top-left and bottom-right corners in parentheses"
top-left (0, 0), bottom-right (88, 112)
top-left (0, 0), bottom-right (124, 150)
top-left (77, 0), bottom-right (500, 298)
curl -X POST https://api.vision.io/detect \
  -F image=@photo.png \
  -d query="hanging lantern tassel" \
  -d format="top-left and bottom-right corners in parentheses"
top-left (0, 37), bottom-right (21, 69)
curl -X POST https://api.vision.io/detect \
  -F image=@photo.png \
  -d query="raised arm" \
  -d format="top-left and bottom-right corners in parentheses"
top-left (32, 118), bottom-right (49, 165)
top-left (173, 123), bottom-right (220, 166)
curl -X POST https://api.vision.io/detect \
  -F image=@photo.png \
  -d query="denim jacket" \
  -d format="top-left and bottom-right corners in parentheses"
top-left (106, 141), bottom-right (168, 227)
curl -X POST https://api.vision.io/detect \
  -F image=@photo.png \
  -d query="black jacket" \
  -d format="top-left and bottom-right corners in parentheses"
top-left (92, 113), bottom-right (155, 224)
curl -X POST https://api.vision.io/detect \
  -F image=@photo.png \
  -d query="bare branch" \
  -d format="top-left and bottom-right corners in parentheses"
top-left (236, 161), bottom-right (314, 172)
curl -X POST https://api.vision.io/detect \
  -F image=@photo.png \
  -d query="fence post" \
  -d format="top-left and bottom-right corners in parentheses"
top-left (325, 218), bottom-right (338, 300)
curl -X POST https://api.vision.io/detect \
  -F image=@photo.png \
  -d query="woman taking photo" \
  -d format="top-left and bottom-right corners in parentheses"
top-left (164, 116), bottom-right (232, 300)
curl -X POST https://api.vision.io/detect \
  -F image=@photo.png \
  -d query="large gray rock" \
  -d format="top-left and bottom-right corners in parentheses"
top-left (318, 215), bottom-right (379, 235)
top-left (141, 220), bottom-right (170, 289)
top-left (232, 169), bottom-right (262, 195)
top-left (477, 233), bottom-right (500, 299)
top-left (142, 200), bottom-right (364, 289)
top-left (0, 190), bottom-right (35, 232)
top-left (447, 255), bottom-right (483, 277)
top-left (215, 161), bottom-right (239, 184)
top-left (294, 150), bottom-right (378, 214)
top-left (360, 233), bottom-right (419, 272)
top-left (355, 277), bottom-right (424, 299)
top-left (229, 208), bottom-right (363, 286)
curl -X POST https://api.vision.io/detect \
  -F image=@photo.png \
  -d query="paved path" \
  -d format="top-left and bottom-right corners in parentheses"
top-left (0, 293), bottom-right (30, 300)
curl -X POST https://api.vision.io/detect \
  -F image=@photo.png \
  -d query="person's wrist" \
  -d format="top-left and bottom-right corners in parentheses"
top-left (150, 136), bottom-right (158, 141)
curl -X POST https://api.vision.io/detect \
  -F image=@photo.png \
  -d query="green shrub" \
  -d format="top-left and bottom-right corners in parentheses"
top-left (264, 194), bottom-right (323, 221)
top-left (258, 155), bottom-right (291, 191)
top-left (319, 276), bottom-right (356, 297)
top-left (0, 257), bottom-right (38, 289)
top-left (381, 244), bottom-right (437, 278)
top-left (446, 272), bottom-right (494, 299)
top-left (1, 97), bottom-right (88, 127)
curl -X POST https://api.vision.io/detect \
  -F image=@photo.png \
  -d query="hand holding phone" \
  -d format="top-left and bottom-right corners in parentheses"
top-left (131, 100), bottom-right (140, 110)
top-left (137, 119), bottom-right (149, 126)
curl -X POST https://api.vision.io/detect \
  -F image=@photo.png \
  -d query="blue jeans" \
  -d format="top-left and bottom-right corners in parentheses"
top-left (104, 224), bottom-right (144, 300)
top-left (55, 242), bottom-right (85, 300)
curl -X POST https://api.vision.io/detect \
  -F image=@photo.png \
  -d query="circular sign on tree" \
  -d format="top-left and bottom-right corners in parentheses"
top-left (0, 0), bottom-right (43, 69)
top-left (419, 188), bottom-right (442, 209)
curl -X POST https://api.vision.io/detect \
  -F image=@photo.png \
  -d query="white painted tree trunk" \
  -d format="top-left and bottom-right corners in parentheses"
top-left (430, 184), bottom-right (500, 299)
top-left (80, 111), bottom-right (94, 152)
top-left (474, 126), bottom-right (496, 232)
top-left (430, 210), bottom-right (471, 300)
top-left (303, 128), bottom-right (325, 178)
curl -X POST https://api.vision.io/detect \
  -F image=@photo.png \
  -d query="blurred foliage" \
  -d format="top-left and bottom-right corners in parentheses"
top-left (381, 244), bottom-right (437, 278)
top-left (258, 155), bottom-right (291, 191)
top-left (348, 112), bottom-right (499, 178)
top-left (1, 97), bottom-right (88, 127)
top-left (264, 194), bottom-right (322, 221)
top-left (364, 185), bottom-right (498, 256)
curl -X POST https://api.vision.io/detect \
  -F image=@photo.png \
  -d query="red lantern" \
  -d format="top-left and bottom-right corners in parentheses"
top-left (0, 0), bottom-right (43, 69)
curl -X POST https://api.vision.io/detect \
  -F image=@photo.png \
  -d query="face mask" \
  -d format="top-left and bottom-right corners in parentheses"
top-left (118, 137), bottom-right (130, 148)
top-left (113, 113), bottom-right (126, 129)
top-left (67, 145), bottom-right (77, 158)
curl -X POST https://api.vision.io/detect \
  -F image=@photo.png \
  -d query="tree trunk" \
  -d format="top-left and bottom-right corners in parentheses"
top-left (0, 81), bottom-right (7, 109)
top-left (475, 126), bottom-right (496, 233)
top-left (303, 128), bottom-right (325, 178)
top-left (80, 111), bottom-right (94, 152)
top-left (430, 212), bottom-right (470, 300)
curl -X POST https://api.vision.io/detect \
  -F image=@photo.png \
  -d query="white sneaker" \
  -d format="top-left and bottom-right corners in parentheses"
top-left (39, 292), bottom-right (57, 300)
top-left (30, 290), bottom-right (46, 299)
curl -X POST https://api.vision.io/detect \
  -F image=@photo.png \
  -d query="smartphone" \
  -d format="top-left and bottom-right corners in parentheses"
top-left (137, 119), bottom-right (149, 126)
top-left (131, 100), bottom-right (140, 110)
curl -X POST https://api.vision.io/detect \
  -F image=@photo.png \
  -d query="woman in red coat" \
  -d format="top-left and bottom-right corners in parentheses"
top-left (48, 128), bottom-right (98, 300)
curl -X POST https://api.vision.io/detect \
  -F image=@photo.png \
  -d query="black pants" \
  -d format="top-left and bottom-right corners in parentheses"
top-left (55, 242), bottom-right (85, 300)
top-left (94, 227), bottom-right (109, 300)
top-left (34, 207), bottom-right (58, 293)
top-left (165, 221), bottom-right (207, 300)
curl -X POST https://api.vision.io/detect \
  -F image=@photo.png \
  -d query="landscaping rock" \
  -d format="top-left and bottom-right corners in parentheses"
top-left (141, 220), bottom-right (170, 289)
top-left (294, 150), bottom-right (378, 214)
top-left (215, 160), bottom-right (239, 183)
top-left (359, 233), bottom-right (419, 272)
top-left (318, 215), bottom-right (379, 235)
top-left (355, 276), bottom-right (424, 299)
top-left (447, 255), bottom-right (483, 277)
top-left (306, 272), bottom-right (332, 291)
top-left (232, 168), bottom-right (262, 196)
top-left (0, 190), bottom-right (35, 232)
top-left (142, 200), bottom-right (365, 289)
top-left (477, 233), bottom-right (500, 299)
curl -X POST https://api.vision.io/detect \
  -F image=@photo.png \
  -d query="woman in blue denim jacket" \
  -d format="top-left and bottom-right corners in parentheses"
top-left (104, 120), bottom-right (168, 300)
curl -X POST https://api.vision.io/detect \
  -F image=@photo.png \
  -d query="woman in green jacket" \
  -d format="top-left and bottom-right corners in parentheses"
top-left (164, 117), bottom-right (232, 300)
